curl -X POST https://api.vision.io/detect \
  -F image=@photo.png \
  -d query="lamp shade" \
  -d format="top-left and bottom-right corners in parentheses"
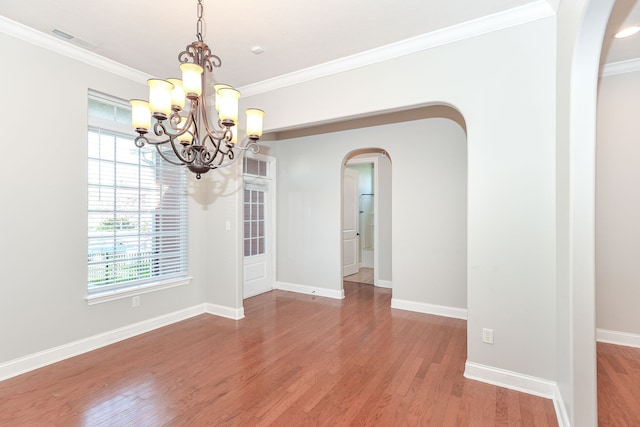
top-left (177, 117), bottom-right (194, 144)
top-left (213, 83), bottom-right (232, 112)
top-left (245, 109), bottom-right (264, 138)
top-left (217, 87), bottom-right (240, 125)
top-left (180, 63), bottom-right (203, 97)
top-left (130, 99), bottom-right (151, 131)
top-left (148, 79), bottom-right (174, 117)
top-left (167, 78), bottom-right (186, 110)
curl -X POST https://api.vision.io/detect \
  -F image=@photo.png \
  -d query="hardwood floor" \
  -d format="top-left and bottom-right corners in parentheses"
top-left (344, 268), bottom-right (374, 285)
top-left (597, 342), bottom-right (640, 426)
top-left (0, 282), bottom-right (560, 426)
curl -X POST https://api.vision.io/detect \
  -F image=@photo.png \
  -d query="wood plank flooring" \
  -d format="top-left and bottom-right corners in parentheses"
top-left (0, 282), bottom-right (561, 426)
top-left (597, 341), bottom-right (640, 426)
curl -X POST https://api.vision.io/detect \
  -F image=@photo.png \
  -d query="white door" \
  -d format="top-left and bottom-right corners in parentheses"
top-left (243, 182), bottom-right (273, 298)
top-left (343, 167), bottom-right (359, 276)
top-left (243, 155), bottom-right (274, 299)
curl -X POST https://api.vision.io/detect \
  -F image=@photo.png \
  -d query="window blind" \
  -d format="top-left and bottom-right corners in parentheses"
top-left (87, 92), bottom-right (188, 294)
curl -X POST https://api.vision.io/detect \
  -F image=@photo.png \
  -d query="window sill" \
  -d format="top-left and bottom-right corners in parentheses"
top-left (86, 277), bottom-right (192, 305)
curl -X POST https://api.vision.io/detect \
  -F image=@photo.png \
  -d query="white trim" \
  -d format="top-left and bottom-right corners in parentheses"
top-left (275, 281), bottom-right (345, 300)
top-left (375, 279), bottom-right (393, 289)
top-left (238, 0), bottom-right (554, 96)
top-left (204, 303), bottom-right (245, 320)
top-left (0, 15), bottom-right (151, 84)
top-left (1, 3), bottom-right (553, 97)
top-left (86, 277), bottom-right (192, 305)
top-left (390, 298), bottom-right (467, 320)
top-left (464, 361), bottom-right (568, 427)
top-left (0, 304), bottom-right (206, 382)
top-left (597, 328), bottom-right (640, 348)
top-left (600, 58), bottom-right (640, 78)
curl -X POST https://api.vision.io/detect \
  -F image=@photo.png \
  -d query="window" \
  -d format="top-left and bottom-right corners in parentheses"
top-left (87, 92), bottom-right (188, 299)
top-left (243, 157), bottom-right (268, 177)
top-left (243, 156), bottom-right (271, 257)
top-left (243, 187), bottom-right (266, 257)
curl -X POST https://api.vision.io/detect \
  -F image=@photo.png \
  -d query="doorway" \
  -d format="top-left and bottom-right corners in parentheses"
top-left (242, 154), bottom-right (275, 299)
top-left (342, 149), bottom-right (392, 289)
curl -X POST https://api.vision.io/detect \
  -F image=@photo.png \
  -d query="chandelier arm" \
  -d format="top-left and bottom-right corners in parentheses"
top-left (200, 133), bottom-right (228, 167)
top-left (135, 119), bottom-right (197, 165)
top-left (148, 109), bottom-right (194, 140)
top-left (178, 42), bottom-right (221, 72)
top-left (155, 143), bottom-right (187, 166)
top-left (198, 93), bottom-right (226, 139)
top-left (206, 140), bottom-right (260, 170)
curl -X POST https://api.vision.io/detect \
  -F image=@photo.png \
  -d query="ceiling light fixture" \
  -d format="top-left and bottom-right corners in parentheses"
top-left (129, 0), bottom-right (264, 179)
top-left (615, 26), bottom-right (640, 38)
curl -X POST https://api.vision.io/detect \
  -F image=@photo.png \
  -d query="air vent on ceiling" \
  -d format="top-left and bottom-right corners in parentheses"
top-left (51, 28), bottom-right (96, 50)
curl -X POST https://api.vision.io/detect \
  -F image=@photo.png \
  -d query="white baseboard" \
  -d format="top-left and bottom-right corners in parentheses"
top-left (0, 304), bottom-right (206, 382)
top-left (464, 361), bottom-right (568, 427)
top-left (205, 303), bottom-right (245, 320)
top-left (390, 298), bottom-right (467, 320)
top-left (597, 328), bottom-right (640, 348)
top-left (375, 279), bottom-right (393, 289)
top-left (275, 281), bottom-right (345, 299)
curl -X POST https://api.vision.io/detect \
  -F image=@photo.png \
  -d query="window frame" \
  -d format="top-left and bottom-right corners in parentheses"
top-left (86, 91), bottom-right (191, 304)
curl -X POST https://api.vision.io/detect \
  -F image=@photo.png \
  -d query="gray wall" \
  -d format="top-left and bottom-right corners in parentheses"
top-left (0, 33), bottom-right (212, 365)
top-left (269, 117), bottom-right (467, 309)
top-left (596, 69), bottom-right (640, 336)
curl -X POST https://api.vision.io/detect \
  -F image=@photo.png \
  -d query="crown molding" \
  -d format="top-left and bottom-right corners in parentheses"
top-left (0, 15), bottom-right (151, 84)
top-left (239, 0), bottom-right (555, 96)
top-left (1, 1), bottom-right (555, 95)
top-left (600, 58), bottom-right (640, 78)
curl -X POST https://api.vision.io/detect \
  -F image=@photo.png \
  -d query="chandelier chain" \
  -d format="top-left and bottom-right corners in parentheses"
top-left (196, 0), bottom-right (204, 42)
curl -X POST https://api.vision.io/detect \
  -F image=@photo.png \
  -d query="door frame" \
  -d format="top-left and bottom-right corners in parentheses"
top-left (344, 155), bottom-right (380, 285)
top-left (242, 152), bottom-right (277, 299)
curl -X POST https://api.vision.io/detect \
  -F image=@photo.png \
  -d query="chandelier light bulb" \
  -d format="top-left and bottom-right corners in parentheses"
top-left (148, 79), bottom-right (174, 119)
top-left (246, 109), bottom-right (265, 139)
top-left (130, 99), bottom-right (151, 132)
top-left (177, 117), bottom-right (194, 144)
top-left (213, 83), bottom-right (232, 112)
top-left (180, 63), bottom-right (204, 98)
top-left (167, 78), bottom-right (186, 111)
top-left (217, 87), bottom-right (240, 125)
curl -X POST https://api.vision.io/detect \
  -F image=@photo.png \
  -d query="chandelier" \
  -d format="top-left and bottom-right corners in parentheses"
top-left (129, 0), bottom-right (264, 179)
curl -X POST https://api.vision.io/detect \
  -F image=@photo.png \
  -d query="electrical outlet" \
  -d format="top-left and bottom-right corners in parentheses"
top-left (132, 296), bottom-right (140, 308)
top-left (482, 328), bottom-right (494, 344)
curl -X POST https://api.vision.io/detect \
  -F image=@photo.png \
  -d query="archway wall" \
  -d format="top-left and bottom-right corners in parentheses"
top-left (263, 116), bottom-right (466, 308)
top-left (249, 15), bottom-right (558, 382)
top-left (555, 0), bottom-right (615, 425)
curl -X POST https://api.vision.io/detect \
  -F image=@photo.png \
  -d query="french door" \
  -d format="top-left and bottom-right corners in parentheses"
top-left (243, 156), bottom-right (274, 299)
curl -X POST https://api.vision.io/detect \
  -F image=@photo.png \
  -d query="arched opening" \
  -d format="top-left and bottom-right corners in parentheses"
top-left (595, 0), bottom-right (640, 424)
top-left (342, 148), bottom-right (392, 290)
top-left (337, 106), bottom-right (468, 323)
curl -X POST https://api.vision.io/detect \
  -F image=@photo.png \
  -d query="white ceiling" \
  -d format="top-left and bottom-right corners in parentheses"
top-left (0, 0), bottom-right (638, 86)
